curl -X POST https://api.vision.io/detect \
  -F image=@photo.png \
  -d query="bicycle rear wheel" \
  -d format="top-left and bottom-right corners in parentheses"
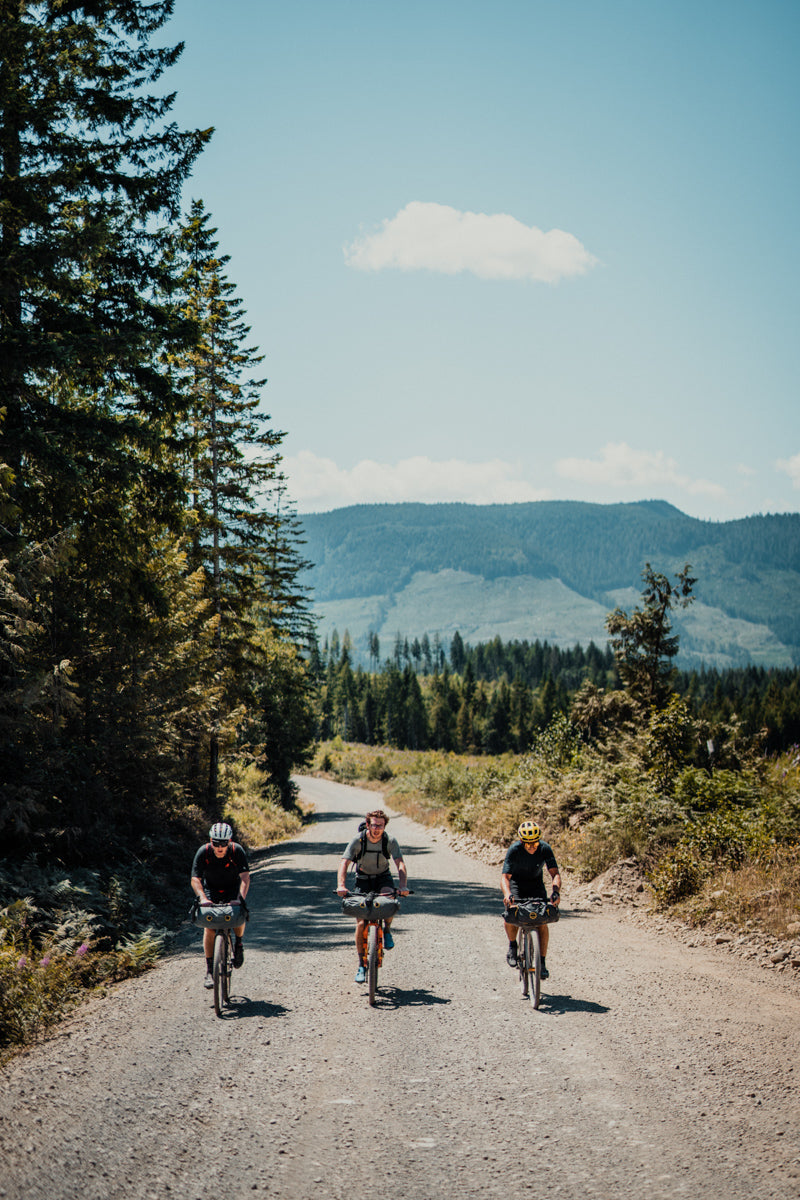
top-left (367, 923), bottom-right (379, 1006)
top-left (529, 927), bottom-right (542, 1010)
top-left (212, 932), bottom-right (226, 1018)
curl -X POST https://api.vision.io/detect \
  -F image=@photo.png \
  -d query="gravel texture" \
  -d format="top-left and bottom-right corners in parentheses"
top-left (1, 775), bottom-right (798, 1200)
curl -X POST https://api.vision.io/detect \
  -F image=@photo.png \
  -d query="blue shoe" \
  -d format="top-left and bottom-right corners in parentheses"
top-left (354, 964), bottom-right (366, 983)
top-left (383, 929), bottom-right (394, 950)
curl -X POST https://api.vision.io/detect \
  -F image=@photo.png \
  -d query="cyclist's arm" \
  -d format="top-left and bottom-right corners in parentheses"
top-left (501, 872), bottom-right (514, 905)
top-left (191, 875), bottom-right (209, 905)
top-left (238, 870), bottom-right (250, 902)
top-left (548, 867), bottom-right (562, 905)
top-left (393, 854), bottom-right (409, 894)
top-left (336, 857), bottom-right (354, 894)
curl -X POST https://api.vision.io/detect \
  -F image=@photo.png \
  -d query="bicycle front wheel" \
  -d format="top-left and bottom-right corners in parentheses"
top-left (530, 927), bottom-right (542, 1010)
top-left (367, 923), bottom-right (379, 1006)
top-left (518, 930), bottom-right (529, 998)
top-left (212, 932), bottom-right (226, 1018)
top-left (222, 934), bottom-right (231, 1004)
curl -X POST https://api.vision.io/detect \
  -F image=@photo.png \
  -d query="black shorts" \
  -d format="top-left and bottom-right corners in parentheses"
top-left (353, 870), bottom-right (393, 895)
top-left (508, 883), bottom-right (547, 903)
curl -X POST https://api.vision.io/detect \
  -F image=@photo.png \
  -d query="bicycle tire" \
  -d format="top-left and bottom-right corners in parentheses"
top-left (213, 932), bottom-right (225, 1018)
top-left (367, 923), bottom-right (379, 1006)
top-left (518, 930), bottom-right (529, 998)
top-left (530, 927), bottom-right (542, 1010)
top-left (221, 933), bottom-right (231, 1005)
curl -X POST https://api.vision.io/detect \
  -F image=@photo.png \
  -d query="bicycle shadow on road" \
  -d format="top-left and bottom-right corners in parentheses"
top-left (534, 993), bottom-right (610, 1016)
top-left (215, 995), bottom-right (290, 1020)
top-left (367, 985), bottom-right (451, 1010)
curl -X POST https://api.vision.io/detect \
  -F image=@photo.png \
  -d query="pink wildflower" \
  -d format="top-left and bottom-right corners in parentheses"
top-left (76, 943), bottom-right (88, 957)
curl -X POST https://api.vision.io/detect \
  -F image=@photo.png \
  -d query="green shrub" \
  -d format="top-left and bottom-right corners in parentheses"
top-left (366, 755), bottom-right (394, 782)
top-left (672, 767), bottom-right (761, 814)
top-left (650, 849), bottom-right (706, 906)
top-left (334, 755), bottom-right (358, 783)
top-left (526, 714), bottom-right (582, 774)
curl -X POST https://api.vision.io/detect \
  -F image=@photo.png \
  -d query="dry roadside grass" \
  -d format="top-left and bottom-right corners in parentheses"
top-left (310, 740), bottom-right (800, 942)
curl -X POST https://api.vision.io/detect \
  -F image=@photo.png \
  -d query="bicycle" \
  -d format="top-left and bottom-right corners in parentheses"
top-left (505, 897), bottom-right (558, 1011)
top-left (195, 899), bottom-right (249, 1018)
top-left (339, 888), bottom-right (411, 1006)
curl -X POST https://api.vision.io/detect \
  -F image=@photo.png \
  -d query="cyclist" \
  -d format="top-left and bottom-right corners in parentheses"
top-left (501, 820), bottom-right (561, 980)
top-left (336, 809), bottom-right (409, 983)
top-left (191, 822), bottom-right (250, 989)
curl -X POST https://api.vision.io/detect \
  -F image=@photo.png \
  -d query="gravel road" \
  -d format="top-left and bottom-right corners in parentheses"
top-left (1, 776), bottom-right (799, 1200)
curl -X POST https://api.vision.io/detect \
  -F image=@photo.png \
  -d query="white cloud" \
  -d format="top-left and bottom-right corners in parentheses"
top-left (777, 452), bottom-right (800, 488)
top-left (344, 201), bottom-right (598, 283)
top-left (556, 442), bottom-right (727, 500)
top-left (283, 451), bottom-right (551, 512)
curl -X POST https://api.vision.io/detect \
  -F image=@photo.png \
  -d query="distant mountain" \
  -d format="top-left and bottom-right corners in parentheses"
top-left (297, 500), bottom-right (800, 670)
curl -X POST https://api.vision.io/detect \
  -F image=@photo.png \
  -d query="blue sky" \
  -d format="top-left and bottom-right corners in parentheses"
top-left (167, 0), bottom-right (799, 522)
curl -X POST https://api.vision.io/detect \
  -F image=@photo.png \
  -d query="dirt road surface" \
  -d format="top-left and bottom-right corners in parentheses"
top-left (1, 777), bottom-right (799, 1200)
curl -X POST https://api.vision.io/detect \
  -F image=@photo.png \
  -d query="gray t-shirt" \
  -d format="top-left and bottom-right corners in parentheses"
top-left (343, 832), bottom-right (401, 876)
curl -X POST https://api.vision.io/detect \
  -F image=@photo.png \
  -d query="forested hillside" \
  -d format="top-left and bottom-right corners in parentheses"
top-left (300, 501), bottom-right (800, 668)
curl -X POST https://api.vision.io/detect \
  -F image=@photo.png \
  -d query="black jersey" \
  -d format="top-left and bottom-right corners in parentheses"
top-left (191, 842), bottom-right (249, 902)
top-left (502, 839), bottom-right (558, 898)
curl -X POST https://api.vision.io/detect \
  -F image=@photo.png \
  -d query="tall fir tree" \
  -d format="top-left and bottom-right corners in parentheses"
top-left (0, 1), bottom-right (210, 533)
top-left (0, 2), bottom-right (211, 852)
top-left (174, 200), bottom-right (316, 803)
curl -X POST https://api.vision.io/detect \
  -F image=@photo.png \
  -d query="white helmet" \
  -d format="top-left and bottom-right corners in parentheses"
top-left (209, 822), bottom-right (233, 843)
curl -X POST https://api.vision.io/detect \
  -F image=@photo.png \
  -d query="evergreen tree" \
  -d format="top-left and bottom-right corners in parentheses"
top-left (606, 563), bottom-right (695, 710)
top-left (450, 630), bottom-right (466, 673)
top-left (174, 199), bottom-right (286, 801)
top-left (260, 473), bottom-right (315, 646)
top-left (368, 631), bottom-right (380, 671)
top-left (0, 1), bottom-right (210, 533)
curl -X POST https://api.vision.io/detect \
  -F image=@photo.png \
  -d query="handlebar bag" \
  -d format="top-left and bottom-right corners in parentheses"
top-left (505, 899), bottom-right (559, 928)
top-left (193, 903), bottom-right (242, 929)
top-left (341, 895), bottom-right (399, 920)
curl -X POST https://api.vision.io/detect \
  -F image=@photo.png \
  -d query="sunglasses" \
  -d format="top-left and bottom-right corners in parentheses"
top-left (211, 838), bottom-right (230, 847)
top-left (367, 822), bottom-right (385, 829)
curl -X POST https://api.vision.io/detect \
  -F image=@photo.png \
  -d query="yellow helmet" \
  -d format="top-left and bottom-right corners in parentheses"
top-left (518, 821), bottom-right (541, 843)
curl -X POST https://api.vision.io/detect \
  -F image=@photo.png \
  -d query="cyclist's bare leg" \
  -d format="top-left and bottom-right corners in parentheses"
top-left (505, 920), bottom-right (549, 953)
top-left (355, 918), bottom-right (367, 960)
top-left (203, 922), bottom-right (244, 955)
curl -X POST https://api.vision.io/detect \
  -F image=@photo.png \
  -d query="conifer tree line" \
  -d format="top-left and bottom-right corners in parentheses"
top-left (313, 626), bottom-right (800, 756)
top-left (1, 2), bottom-right (316, 862)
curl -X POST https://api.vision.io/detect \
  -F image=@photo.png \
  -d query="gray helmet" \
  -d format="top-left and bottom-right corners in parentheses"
top-left (209, 822), bottom-right (233, 842)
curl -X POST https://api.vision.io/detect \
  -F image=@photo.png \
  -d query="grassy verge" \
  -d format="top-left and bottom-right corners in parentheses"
top-left (311, 737), bottom-right (800, 942)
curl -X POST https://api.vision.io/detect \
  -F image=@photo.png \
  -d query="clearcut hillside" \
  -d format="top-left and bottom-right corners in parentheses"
top-left (297, 500), bottom-right (800, 670)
